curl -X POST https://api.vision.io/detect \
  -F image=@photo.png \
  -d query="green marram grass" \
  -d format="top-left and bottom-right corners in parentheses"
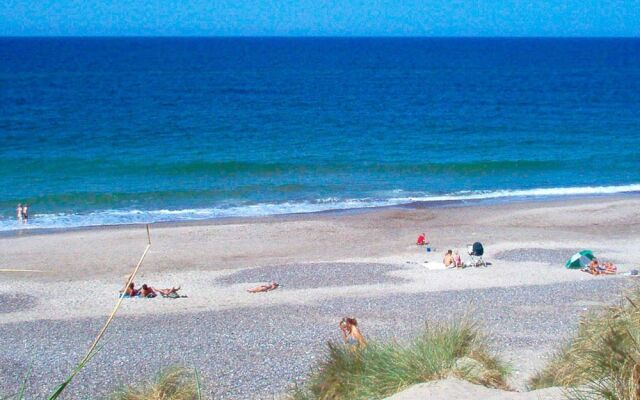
top-left (529, 287), bottom-right (640, 400)
top-left (110, 367), bottom-right (202, 400)
top-left (2, 365), bottom-right (203, 400)
top-left (290, 319), bottom-right (510, 400)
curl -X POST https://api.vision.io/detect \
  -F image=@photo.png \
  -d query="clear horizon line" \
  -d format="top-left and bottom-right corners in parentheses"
top-left (1, 34), bottom-right (639, 39)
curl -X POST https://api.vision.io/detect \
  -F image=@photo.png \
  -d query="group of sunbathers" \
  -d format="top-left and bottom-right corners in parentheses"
top-left (121, 282), bottom-right (182, 298)
top-left (443, 249), bottom-right (464, 268)
top-left (417, 233), bottom-right (466, 268)
top-left (584, 260), bottom-right (617, 275)
top-left (420, 232), bottom-right (620, 275)
top-left (120, 279), bottom-right (281, 297)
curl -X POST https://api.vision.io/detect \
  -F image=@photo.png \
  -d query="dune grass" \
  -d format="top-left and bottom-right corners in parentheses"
top-left (289, 320), bottom-right (509, 400)
top-left (110, 367), bottom-right (202, 400)
top-left (528, 288), bottom-right (640, 399)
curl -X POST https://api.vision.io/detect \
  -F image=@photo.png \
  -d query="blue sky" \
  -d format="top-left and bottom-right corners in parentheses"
top-left (1, 0), bottom-right (639, 36)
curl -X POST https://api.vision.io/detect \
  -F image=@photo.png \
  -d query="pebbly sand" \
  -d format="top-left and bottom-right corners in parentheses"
top-left (1, 196), bottom-right (640, 398)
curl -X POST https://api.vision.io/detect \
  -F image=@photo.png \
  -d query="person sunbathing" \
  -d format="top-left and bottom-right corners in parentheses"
top-left (443, 249), bottom-right (455, 268)
top-left (247, 281), bottom-right (279, 293)
top-left (585, 260), bottom-right (616, 275)
top-left (587, 260), bottom-right (601, 275)
top-left (601, 261), bottom-right (617, 274)
top-left (590, 261), bottom-right (616, 275)
top-left (339, 317), bottom-right (367, 348)
top-left (139, 284), bottom-right (157, 298)
top-left (121, 282), bottom-right (139, 297)
top-left (453, 250), bottom-right (463, 267)
top-left (154, 286), bottom-right (182, 296)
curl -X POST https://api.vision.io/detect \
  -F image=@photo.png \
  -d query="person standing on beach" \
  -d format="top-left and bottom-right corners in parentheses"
top-left (16, 203), bottom-right (23, 222)
top-left (22, 204), bottom-right (29, 223)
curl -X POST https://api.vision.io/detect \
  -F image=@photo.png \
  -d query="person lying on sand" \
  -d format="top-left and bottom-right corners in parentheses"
top-left (339, 317), bottom-right (366, 348)
top-left (247, 282), bottom-right (279, 293)
top-left (601, 262), bottom-right (617, 274)
top-left (584, 260), bottom-right (616, 275)
top-left (586, 260), bottom-right (617, 275)
top-left (139, 284), bottom-right (157, 298)
top-left (443, 249), bottom-right (455, 268)
top-left (154, 286), bottom-right (181, 297)
top-left (120, 283), bottom-right (183, 298)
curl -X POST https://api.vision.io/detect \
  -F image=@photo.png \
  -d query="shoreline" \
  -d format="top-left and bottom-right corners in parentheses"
top-left (3, 190), bottom-right (639, 238)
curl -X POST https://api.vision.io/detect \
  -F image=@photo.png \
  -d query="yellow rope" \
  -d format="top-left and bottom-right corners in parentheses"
top-left (66, 224), bottom-right (152, 384)
top-left (0, 269), bottom-right (47, 273)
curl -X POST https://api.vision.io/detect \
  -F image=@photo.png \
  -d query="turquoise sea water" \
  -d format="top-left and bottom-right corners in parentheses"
top-left (1, 37), bottom-right (639, 231)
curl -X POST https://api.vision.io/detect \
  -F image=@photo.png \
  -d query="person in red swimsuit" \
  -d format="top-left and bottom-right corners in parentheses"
top-left (139, 284), bottom-right (157, 298)
top-left (123, 282), bottom-right (139, 297)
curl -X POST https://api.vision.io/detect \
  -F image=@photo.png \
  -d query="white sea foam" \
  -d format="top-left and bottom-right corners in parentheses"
top-left (386, 183), bottom-right (640, 203)
top-left (1, 183), bottom-right (638, 232)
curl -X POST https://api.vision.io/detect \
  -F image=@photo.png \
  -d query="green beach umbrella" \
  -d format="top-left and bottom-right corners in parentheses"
top-left (565, 250), bottom-right (596, 269)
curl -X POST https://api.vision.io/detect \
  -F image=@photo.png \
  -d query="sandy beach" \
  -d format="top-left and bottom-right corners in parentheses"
top-left (1, 195), bottom-right (640, 398)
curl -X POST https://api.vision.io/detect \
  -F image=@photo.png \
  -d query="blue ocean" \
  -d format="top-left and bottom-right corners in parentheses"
top-left (1, 37), bottom-right (639, 231)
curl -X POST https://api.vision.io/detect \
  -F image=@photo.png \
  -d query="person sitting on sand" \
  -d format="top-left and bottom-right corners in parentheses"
top-left (416, 233), bottom-right (427, 246)
top-left (453, 250), bottom-right (463, 267)
top-left (339, 317), bottom-right (366, 348)
top-left (122, 282), bottom-right (139, 297)
top-left (587, 260), bottom-right (603, 275)
top-left (139, 284), bottom-right (157, 298)
top-left (247, 281), bottom-right (279, 293)
top-left (443, 249), bottom-right (455, 268)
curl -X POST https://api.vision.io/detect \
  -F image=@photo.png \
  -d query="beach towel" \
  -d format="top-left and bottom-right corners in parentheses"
top-left (161, 292), bottom-right (187, 298)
